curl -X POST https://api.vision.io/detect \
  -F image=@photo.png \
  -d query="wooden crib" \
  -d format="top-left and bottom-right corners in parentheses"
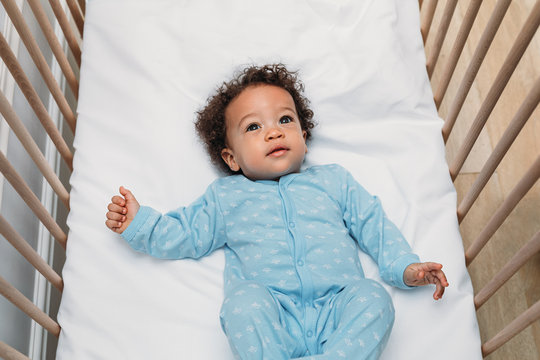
top-left (0, 0), bottom-right (538, 359)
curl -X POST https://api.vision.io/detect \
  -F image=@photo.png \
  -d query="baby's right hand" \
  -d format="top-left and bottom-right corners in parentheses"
top-left (106, 186), bottom-right (140, 234)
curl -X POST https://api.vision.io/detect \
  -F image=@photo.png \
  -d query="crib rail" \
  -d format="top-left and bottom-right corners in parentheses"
top-left (0, 0), bottom-right (81, 358)
top-left (422, 0), bottom-right (539, 358)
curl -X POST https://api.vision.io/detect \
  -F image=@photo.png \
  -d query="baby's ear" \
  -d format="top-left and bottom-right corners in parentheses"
top-left (221, 148), bottom-right (240, 172)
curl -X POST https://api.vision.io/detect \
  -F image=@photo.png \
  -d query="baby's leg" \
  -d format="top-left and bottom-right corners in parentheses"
top-left (220, 281), bottom-right (298, 360)
top-left (312, 279), bottom-right (395, 360)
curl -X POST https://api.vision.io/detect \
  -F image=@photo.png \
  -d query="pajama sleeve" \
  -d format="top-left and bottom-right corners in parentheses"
top-left (121, 183), bottom-right (226, 260)
top-left (338, 166), bottom-right (420, 289)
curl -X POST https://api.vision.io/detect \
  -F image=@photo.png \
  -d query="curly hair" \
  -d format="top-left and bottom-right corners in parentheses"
top-left (195, 64), bottom-right (316, 174)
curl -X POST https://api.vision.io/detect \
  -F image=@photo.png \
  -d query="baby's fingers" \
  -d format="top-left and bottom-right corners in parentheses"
top-left (106, 211), bottom-right (125, 222)
top-left (108, 203), bottom-right (127, 214)
top-left (433, 277), bottom-right (446, 300)
top-left (105, 219), bottom-right (123, 231)
top-left (111, 195), bottom-right (126, 206)
top-left (432, 269), bottom-right (449, 287)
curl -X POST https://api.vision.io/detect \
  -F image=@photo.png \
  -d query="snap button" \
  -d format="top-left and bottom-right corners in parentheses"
top-left (307, 330), bottom-right (313, 338)
top-left (289, 222), bottom-right (295, 228)
top-left (297, 259), bottom-right (304, 267)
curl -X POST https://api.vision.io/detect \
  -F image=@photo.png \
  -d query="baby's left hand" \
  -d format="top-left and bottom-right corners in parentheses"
top-left (404, 262), bottom-right (449, 300)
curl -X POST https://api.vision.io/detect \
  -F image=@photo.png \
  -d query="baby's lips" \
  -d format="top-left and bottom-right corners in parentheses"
top-left (267, 145), bottom-right (289, 156)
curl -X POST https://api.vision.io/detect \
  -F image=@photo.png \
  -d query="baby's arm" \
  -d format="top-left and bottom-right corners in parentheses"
top-left (105, 186), bottom-right (140, 234)
top-left (403, 262), bottom-right (449, 300)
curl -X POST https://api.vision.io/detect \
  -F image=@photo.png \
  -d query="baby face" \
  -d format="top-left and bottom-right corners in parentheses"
top-left (221, 84), bottom-right (307, 181)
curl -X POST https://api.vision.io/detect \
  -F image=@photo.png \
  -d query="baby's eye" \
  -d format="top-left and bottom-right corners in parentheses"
top-left (246, 123), bottom-right (260, 132)
top-left (280, 116), bottom-right (293, 124)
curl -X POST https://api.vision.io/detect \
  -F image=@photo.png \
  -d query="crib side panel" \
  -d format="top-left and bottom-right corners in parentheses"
top-left (423, 0), bottom-right (540, 358)
top-left (0, 1), bottom-right (81, 358)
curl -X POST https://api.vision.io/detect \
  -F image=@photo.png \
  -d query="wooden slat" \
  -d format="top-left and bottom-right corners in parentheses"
top-left (465, 155), bottom-right (540, 265)
top-left (0, 275), bottom-right (61, 337)
top-left (449, 0), bottom-right (540, 180)
top-left (426, 0), bottom-right (457, 78)
top-left (0, 33), bottom-right (73, 170)
top-left (0, 91), bottom-right (70, 209)
top-left (78, 0), bottom-right (85, 17)
top-left (457, 76), bottom-right (540, 222)
top-left (0, 0), bottom-right (77, 133)
top-left (482, 299), bottom-right (540, 356)
top-left (27, 0), bottom-right (79, 99)
top-left (421, 0), bottom-right (438, 44)
top-left (48, 0), bottom-right (82, 67)
top-left (433, 0), bottom-right (483, 108)
top-left (0, 214), bottom-right (64, 290)
top-left (474, 231), bottom-right (540, 309)
top-left (0, 341), bottom-right (30, 360)
top-left (65, 0), bottom-right (84, 38)
top-left (0, 151), bottom-right (68, 248)
top-left (441, 0), bottom-right (512, 142)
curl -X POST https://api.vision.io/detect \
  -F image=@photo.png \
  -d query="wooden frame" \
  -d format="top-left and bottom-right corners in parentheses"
top-left (0, 0), bottom-right (538, 358)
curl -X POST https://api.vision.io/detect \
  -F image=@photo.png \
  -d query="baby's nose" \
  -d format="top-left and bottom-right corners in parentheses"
top-left (265, 127), bottom-right (284, 140)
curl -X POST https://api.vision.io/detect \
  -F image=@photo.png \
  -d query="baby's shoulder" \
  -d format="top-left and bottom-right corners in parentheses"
top-left (205, 174), bottom-right (250, 197)
top-left (303, 163), bottom-right (350, 179)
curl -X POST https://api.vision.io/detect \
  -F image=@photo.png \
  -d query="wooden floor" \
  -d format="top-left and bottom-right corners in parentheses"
top-left (424, 0), bottom-right (540, 359)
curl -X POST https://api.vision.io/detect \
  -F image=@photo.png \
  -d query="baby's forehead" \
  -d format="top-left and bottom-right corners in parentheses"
top-left (227, 84), bottom-right (296, 113)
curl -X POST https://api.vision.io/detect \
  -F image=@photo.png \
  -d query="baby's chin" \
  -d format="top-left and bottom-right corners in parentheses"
top-left (243, 165), bottom-right (304, 182)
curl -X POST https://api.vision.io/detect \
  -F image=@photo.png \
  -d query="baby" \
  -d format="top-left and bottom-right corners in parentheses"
top-left (106, 64), bottom-right (448, 360)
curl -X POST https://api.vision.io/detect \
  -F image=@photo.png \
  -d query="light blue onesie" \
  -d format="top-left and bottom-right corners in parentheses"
top-left (122, 164), bottom-right (420, 359)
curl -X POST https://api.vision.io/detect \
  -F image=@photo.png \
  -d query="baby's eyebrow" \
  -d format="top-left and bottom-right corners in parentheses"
top-left (280, 106), bottom-right (297, 114)
top-left (238, 112), bottom-right (258, 126)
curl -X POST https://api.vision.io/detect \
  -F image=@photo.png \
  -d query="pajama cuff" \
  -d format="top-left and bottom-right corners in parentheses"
top-left (121, 205), bottom-right (155, 243)
top-left (391, 253), bottom-right (421, 290)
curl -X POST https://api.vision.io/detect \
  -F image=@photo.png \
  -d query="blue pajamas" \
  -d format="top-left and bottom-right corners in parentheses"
top-left (122, 164), bottom-right (419, 359)
top-left (221, 279), bottom-right (394, 360)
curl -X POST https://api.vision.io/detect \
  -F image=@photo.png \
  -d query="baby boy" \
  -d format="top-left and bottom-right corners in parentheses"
top-left (105, 64), bottom-right (448, 360)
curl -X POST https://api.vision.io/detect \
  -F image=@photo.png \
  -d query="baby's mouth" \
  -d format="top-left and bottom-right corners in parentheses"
top-left (267, 145), bottom-right (289, 157)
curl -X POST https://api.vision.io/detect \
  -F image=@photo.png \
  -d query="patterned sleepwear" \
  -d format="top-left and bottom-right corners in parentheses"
top-left (122, 164), bottom-right (420, 359)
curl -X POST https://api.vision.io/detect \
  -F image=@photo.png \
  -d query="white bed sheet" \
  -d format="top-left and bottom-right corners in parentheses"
top-left (57, 0), bottom-right (482, 358)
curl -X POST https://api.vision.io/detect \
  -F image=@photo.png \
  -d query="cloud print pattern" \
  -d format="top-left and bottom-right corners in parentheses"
top-left (121, 164), bottom-right (419, 359)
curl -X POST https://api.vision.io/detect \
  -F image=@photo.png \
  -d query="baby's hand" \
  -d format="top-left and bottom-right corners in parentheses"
top-left (105, 186), bottom-right (140, 234)
top-left (403, 262), bottom-right (449, 300)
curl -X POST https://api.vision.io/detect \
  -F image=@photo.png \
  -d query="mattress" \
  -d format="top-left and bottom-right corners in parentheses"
top-left (57, 0), bottom-right (482, 358)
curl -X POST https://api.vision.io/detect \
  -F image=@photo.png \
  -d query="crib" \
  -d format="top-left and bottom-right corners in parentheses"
top-left (0, 0), bottom-right (538, 359)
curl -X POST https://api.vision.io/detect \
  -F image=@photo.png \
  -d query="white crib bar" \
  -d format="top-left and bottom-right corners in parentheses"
top-left (0, 32), bottom-right (73, 171)
top-left (27, 0), bottom-right (79, 99)
top-left (47, 0), bottom-right (82, 67)
top-left (0, 214), bottom-right (64, 291)
top-left (0, 151), bottom-right (68, 247)
top-left (0, 275), bottom-right (61, 338)
top-left (0, 90), bottom-right (70, 208)
top-left (0, 0), bottom-right (77, 133)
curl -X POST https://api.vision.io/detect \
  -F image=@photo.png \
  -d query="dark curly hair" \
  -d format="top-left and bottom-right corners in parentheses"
top-left (195, 64), bottom-right (316, 174)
